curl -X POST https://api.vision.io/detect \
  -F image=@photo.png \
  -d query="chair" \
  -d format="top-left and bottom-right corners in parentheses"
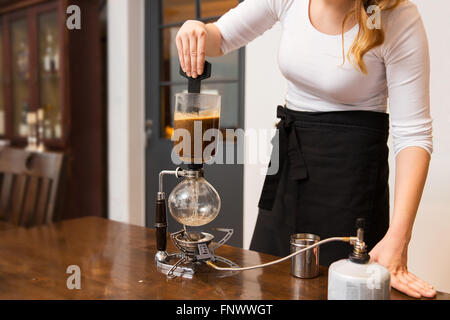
top-left (0, 147), bottom-right (64, 227)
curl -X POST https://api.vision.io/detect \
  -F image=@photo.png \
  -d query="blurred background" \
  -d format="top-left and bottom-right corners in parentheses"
top-left (0, 0), bottom-right (448, 292)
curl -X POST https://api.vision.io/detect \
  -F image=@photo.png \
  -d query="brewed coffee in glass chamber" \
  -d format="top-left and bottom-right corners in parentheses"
top-left (173, 92), bottom-right (221, 163)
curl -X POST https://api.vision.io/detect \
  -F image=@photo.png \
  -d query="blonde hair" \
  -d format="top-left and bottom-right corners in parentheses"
top-left (343, 0), bottom-right (404, 74)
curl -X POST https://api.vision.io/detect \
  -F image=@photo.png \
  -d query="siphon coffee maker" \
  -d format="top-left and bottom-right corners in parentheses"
top-left (154, 61), bottom-right (238, 279)
top-left (153, 63), bottom-right (391, 299)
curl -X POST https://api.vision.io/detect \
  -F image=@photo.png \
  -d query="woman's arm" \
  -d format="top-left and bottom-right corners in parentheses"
top-left (176, 0), bottom-right (289, 78)
top-left (370, 2), bottom-right (435, 298)
top-left (390, 147), bottom-right (430, 242)
top-left (370, 147), bottom-right (436, 298)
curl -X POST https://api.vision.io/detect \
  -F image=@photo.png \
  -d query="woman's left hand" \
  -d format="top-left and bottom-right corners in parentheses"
top-left (369, 231), bottom-right (436, 299)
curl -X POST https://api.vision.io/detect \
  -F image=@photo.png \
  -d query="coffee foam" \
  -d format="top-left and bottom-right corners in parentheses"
top-left (174, 108), bottom-right (220, 121)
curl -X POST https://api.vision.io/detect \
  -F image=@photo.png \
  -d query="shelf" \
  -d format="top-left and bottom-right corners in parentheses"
top-left (40, 72), bottom-right (59, 80)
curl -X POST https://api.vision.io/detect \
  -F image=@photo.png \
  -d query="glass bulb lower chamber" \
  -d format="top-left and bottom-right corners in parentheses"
top-left (168, 176), bottom-right (221, 227)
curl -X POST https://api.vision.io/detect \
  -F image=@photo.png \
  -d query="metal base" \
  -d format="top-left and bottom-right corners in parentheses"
top-left (156, 254), bottom-right (239, 279)
top-left (155, 228), bottom-right (238, 279)
top-left (156, 256), bottom-right (197, 279)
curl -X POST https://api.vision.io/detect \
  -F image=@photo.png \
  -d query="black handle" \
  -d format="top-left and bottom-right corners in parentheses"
top-left (155, 198), bottom-right (167, 251)
top-left (179, 61), bottom-right (212, 93)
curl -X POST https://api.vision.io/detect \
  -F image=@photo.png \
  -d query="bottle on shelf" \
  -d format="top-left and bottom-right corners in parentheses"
top-left (37, 108), bottom-right (46, 152)
top-left (17, 40), bottom-right (29, 80)
top-left (0, 109), bottom-right (4, 135)
top-left (54, 111), bottom-right (62, 139)
top-left (44, 103), bottom-right (53, 139)
top-left (43, 32), bottom-right (58, 74)
top-left (25, 111), bottom-right (38, 151)
top-left (19, 101), bottom-right (29, 136)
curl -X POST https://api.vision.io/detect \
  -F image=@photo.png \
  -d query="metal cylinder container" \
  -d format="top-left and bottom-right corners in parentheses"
top-left (290, 233), bottom-right (320, 279)
top-left (328, 259), bottom-right (391, 300)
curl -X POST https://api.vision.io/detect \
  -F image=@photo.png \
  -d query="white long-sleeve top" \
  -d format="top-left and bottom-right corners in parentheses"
top-left (214, 0), bottom-right (433, 156)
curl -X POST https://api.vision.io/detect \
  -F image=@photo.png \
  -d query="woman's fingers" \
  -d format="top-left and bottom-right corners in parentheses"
top-left (181, 35), bottom-right (191, 76)
top-left (189, 31), bottom-right (198, 78)
top-left (176, 35), bottom-right (185, 72)
top-left (197, 29), bottom-right (206, 75)
top-left (408, 272), bottom-right (434, 289)
top-left (395, 271), bottom-right (436, 299)
top-left (391, 275), bottom-right (421, 298)
top-left (404, 273), bottom-right (430, 292)
top-left (398, 273), bottom-right (427, 296)
top-left (175, 20), bottom-right (207, 77)
top-left (404, 273), bottom-right (436, 298)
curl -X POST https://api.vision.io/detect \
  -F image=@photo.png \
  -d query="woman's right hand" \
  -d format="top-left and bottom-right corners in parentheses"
top-left (176, 20), bottom-right (207, 79)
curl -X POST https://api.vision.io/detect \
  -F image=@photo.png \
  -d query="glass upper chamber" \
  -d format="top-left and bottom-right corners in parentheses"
top-left (173, 93), bottom-right (221, 164)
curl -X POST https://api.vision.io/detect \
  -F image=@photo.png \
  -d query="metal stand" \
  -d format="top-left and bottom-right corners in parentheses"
top-left (155, 228), bottom-right (239, 279)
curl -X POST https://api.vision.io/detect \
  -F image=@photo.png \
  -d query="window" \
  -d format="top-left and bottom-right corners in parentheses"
top-left (154, 0), bottom-right (243, 139)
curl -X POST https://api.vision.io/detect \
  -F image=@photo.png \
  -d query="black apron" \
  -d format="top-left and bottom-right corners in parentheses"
top-left (250, 105), bottom-right (390, 266)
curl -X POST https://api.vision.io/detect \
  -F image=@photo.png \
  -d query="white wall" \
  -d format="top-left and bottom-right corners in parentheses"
top-left (243, 1), bottom-right (450, 292)
top-left (107, 0), bottom-right (146, 226)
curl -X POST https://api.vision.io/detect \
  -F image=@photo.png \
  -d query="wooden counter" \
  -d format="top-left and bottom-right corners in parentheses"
top-left (0, 221), bottom-right (16, 232)
top-left (0, 217), bottom-right (448, 300)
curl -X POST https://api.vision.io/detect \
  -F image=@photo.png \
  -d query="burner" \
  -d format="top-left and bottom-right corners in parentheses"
top-left (155, 228), bottom-right (239, 279)
top-left (174, 232), bottom-right (214, 254)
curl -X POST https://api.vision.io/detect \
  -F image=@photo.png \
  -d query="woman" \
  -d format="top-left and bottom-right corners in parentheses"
top-left (175, 0), bottom-right (436, 298)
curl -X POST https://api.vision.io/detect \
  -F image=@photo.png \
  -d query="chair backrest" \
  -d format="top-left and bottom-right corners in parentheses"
top-left (0, 147), bottom-right (64, 227)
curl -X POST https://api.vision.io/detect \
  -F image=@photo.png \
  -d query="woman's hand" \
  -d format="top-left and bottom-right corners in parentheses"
top-left (176, 20), bottom-right (207, 78)
top-left (369, 231), bottom-right (436, 298)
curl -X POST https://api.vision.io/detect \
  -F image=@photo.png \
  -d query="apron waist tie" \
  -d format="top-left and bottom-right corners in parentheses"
top-left (258, 105), bottom-right (308, 212)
